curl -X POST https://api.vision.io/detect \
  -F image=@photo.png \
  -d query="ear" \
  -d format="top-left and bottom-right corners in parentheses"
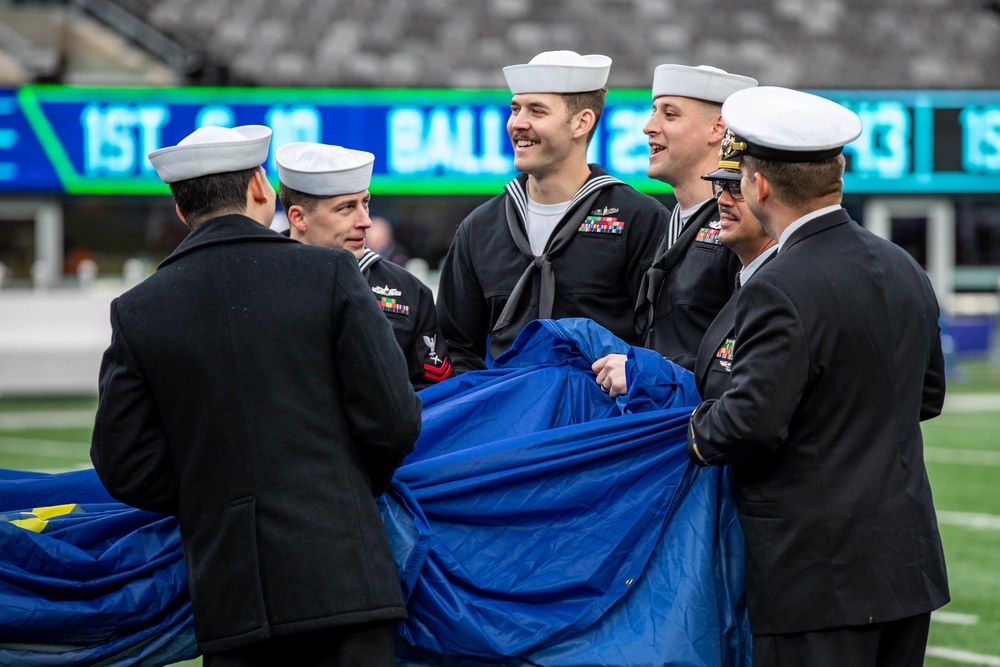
top-left (753, 171), bottom-right (770, 204)
top-left (571, 108), bottom-right (596, 141)
top-left (174, 203), bottom-right (187, 225)
top-left (709, 114), bottom-right (727, 143)
top-left (247, 170), bottom-right (269, 205)
top-left (286, 205), bottom-right (308, 234)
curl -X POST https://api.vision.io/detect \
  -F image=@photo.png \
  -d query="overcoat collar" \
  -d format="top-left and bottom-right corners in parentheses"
top-left (780, 207), bottom-right (852, 253)
top-left (158, 214), bottom-right (294, 269)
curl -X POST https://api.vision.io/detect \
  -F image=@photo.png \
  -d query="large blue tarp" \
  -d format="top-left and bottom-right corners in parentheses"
top-left (0, 318), bottom-right (749, 666)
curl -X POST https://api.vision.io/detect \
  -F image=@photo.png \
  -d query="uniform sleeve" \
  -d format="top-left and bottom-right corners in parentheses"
top-left (408, 283), bottom-right (454, 390)
top-left (436, 222), bottom-right (490, 373)
top-left (688, 278), bottom-right (809, 466)
top-left (921, 323), bottom-right (947, 421)
top-left (333, 253), bottom-right (423, 494)
top-left (90, 300), bottom-right (179, 515)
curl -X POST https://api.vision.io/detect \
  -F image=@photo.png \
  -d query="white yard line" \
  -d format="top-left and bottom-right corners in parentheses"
top-left (925, 448), bottom-right (1000, 467)
top-left (936, 510), bottom-right (1000, 531)
top-left (0, 436), bottom-right (87, 458)
top-left (933, 611), bottom-right (981, 625)
top-left (0, 411), bottom-right (96, 429)
top-left (926, 646), bottom-right (1000, 666)
top-left (944, 394), bottom-right (1000, 412)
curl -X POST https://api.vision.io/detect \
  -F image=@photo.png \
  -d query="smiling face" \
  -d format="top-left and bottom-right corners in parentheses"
top-left (290, 190), bottom-right (372, 260)
top-left (643, 96), bottom-right (723, 188)
top-left (714, 176), bottom-right (773, 266)
top-left (507, 93), bottom-right (579, 179)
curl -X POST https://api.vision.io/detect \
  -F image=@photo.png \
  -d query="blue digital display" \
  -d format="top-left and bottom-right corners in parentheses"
top-left (0, 85), bottom-right (998, 195)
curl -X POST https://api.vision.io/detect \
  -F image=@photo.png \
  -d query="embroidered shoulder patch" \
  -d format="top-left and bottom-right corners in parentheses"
top-left (578, 215), bottom-right (625, 234)
top-left (696, 227), bottom-right (722, 245)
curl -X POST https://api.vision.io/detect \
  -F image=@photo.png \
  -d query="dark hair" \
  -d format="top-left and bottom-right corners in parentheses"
top-left (169, 166), bottom-right (260, 227)
top-left (563, 87), bottom-right (607, 144)
top-left (742, 154), bottom-right (845, 208)
top-left (278, 183), bottom-right (325, 214)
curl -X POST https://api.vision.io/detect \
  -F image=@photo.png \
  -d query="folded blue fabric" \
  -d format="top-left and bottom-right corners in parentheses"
top-left (0, 318), bottom-right (749, 666)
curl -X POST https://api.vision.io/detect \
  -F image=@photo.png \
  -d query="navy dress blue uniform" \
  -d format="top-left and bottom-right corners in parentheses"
top-left (359, 248), bottom-right (453, 389)
top-left (688, 87), bottom-right (948, 666)
top-left (437, 167), bottom-right (668, 371)
top-left (689, 208), bottom-right (949, 634)
top-left (638, 199), bottom-right (741, 371)
top-left (92, 215), bottom-right (422, 654)
top-left (693, 277), bottom-right (742, 401)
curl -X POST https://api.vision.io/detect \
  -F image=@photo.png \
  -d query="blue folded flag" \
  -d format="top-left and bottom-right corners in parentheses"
top-left (0, 318), bottom-right (749, 666)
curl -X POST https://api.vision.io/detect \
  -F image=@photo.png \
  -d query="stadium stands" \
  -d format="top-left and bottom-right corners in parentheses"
top-left (2, 0), bottom-right (999, 88)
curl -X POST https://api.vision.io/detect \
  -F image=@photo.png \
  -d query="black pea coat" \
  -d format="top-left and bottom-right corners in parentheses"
top-left (689, 208), bottom-right (949, 635)
top-left (639, 199), bottom-right (741, 371)
top-left (91, 214), bottom-right (422, 653)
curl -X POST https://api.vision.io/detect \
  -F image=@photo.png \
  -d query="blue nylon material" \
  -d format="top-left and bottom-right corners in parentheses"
top-left (0, 319), bottom-right (748, 666)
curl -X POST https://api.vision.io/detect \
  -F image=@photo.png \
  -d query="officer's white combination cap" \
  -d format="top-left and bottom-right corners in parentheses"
top-left (651, 64), bottom-right (758, 103)
top-left (503, 50), bottom-right (612, 94)
top-left (275, 142), bottom-right (375, 196)
top-left (723, 86), bottom-right (863, 162)
top-left (148, 125), bottom-right (272, 183)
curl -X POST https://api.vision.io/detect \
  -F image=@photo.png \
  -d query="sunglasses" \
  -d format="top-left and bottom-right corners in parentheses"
top-left (712, 179), bottom-right (744, 202)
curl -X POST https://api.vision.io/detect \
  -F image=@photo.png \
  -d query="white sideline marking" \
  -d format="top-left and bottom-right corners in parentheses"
top-left (925, 448), bottom-right (1000, 467)
top-left (926, 646), bottom-right (1000, 666)
top-left (933, 611), bottom-right (980, 625)
top-left (936, 510), bottom-right (1000, 530)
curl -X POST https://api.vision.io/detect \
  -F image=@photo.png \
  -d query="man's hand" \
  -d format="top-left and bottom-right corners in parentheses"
top-left (592, 354), bottom-right (629, 398)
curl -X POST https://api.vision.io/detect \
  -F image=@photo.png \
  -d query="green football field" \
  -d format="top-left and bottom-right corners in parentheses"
top-left (1, 360), bottom-right (998, 667)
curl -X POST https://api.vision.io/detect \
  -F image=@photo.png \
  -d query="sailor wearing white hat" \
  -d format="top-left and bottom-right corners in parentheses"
top-left (276, 141), bottom-right (453, 390)
top-left (437, 50), bottom-right (670, 372)
top-left (594, 64), bottom-right (757, 398)
top-left (147, 124), bottom-right (275, 229)
top-left (93, 126), bottom-right (421, 665)
top-left (688, 87), bottom-right (948, 667)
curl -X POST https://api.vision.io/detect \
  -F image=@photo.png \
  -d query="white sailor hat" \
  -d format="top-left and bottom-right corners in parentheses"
top-left (722, 86), bottom-right (863, 162)
top-left (148, 125), bottom-right (271, 183)
top-left (651, 64), bottom-right (757, 103)
top-left (503, 50), bottom-right (612, 94)
top-left (275, 142), bottom-right (375, 196)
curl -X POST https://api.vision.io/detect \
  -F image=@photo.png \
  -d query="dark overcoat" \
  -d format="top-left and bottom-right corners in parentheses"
top-left (689, 208), bottom-right (949, 635)
top-left (91, 214), bottom-right (422, 653)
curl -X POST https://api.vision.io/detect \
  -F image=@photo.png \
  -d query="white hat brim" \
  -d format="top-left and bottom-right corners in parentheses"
top-left (504, 54), bottom-right (611, 94)
top-left (651, 64), bottom-right (758, 103)
top-left (148, 125), bottom-right (272, 183)
top-left (276, 142), bottom-right (375, 196)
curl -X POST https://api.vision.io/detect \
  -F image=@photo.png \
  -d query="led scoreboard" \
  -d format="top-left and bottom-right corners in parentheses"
top-left (0, 85), bottom-right (997, 195)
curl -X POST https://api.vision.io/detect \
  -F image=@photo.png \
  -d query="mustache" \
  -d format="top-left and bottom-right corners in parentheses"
top-left (511, 132), bottom-right (539, 142)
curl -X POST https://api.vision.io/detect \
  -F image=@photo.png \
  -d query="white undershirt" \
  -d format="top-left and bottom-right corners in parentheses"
top-left (525, 198), bottom-right (571, 256)
top-left (678, 200), bottom-right (709, 233)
